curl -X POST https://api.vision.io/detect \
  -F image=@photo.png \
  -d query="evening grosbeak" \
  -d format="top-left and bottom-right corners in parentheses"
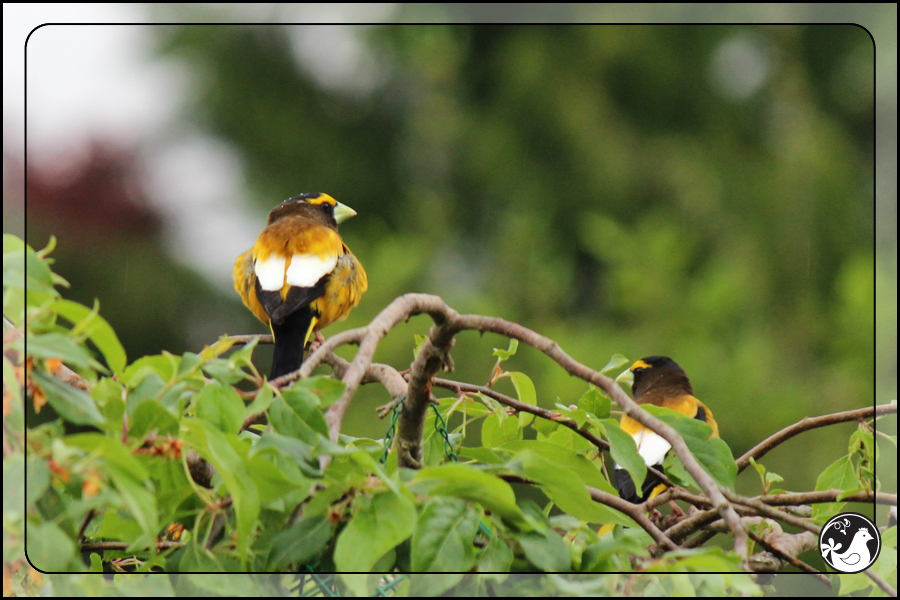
top-left (615, 356), bottom-right (719, 503)
top-left (233, 193), bottom-right (367, 379)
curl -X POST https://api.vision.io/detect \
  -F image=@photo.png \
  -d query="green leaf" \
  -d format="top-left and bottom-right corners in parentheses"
top-left (96, 510), bottom-right (143, 546)
top-left (105, 463), bottom-right (159, 546)
top-left (506, 448), bottom-right (635, 527)
top-left (268, 396), bottom-right (323, 449)
top-left (334, 491), bottom-right (417, 572)
top-left (245, 452), bottom-right (310, 505)
top-left (598, 419), bottom-right (646, 497)
top-left (555, 403), bottom-right (589, 428)
top-left (516, 529), bottom-right (571, 572)
top-left (250, 431), bottom-right (320, 477)
top-left (412, 497), bottom-right (480, 572)
top-left (26, 332), bottom-right (94, 370)
top-left (413, 464), bottom-right (530, 530)
top-left (492, 339), bottom-right (519, 362)
top-left (581, 527), bottom-right (651, 572)
top-left (600, 354), bottom-right (630, 376)
top-left (458, 447), bottom-right (504, 464)
top-left (267, 515), bottom-right (333, 571)
top-left (128, 400), bottom-right (180, 438)
top-left (281, 386), bottom-right (330, 437)
top-left (50, 298), bottom-right (126, 374)
top-left (836, 572), bottom-right (872, 596)
top-left (288, 375), bottom-right (346, 410)
top-left (481, 412), bottom-right (518, 448)
top-left (199, 335), bottom-right (238, 361)
top-left (477, 529), bottom-right (514, 575)
top-left (32, 371), bottom-right (106, 427)
top-left (194, 383), bottom-right (244, 435)
top-left (3, 233), bottom-right (25, 253)
top-left (183, 419), bottom-right (260, 561)
top-left (499, 440), bottom-right (616, 494)
top-left (227, 337), bottom-right (259, 370)
top-left (65, 433), bottom-right (150, 481)
top-left (578, 387), bottom-right (610, 418)
top-left (497, 371), bottom-right (537, 407)
top-left (91, 377), bottom-right (126, 429)
top-left (56, 441), bottom-right (158, 547)
top-left (143, 456), bottom-right (193, 526)
top-left (26, 522), bottom-right (76, 572)
top-left (121, 354), bottom-right (178, 388)
top-left (3, 455), bottom-right (25, 518)
top-left (23, 244), bottom-right (56, 292)
top-left (3, 356), bottom-right (20, 407)
top-left (644, 547), bottom-right (746, 573)
top-left (813, 454), bottom-right (857, 519)
top-left (409, 498), bottom-right (480, 595)
top-left (244, 383), bottom-right (274, 418)
top-left (201, 358), bottom-right (244, 384)
top-left (25, 457), bottom-right (51, 512)
top-left (644, 405), bottom-right (737, 490)
top-left (496, 371), bottom-right (537, 430)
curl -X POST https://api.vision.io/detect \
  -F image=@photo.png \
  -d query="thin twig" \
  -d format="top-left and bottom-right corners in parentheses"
top-left (736, 404), bottom-right (897, 472)
top-left (430, 376), bottom-right (674, 490)
top-left (80, 541), bottom-right (184, 552)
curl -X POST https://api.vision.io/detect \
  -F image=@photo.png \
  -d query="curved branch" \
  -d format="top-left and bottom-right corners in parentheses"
top-left (322, 295), bottom-right (447, 446)
top-left (736, 403), bottom-right (897, 472)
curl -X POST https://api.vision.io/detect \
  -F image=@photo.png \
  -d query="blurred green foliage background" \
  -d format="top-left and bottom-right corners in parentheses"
top-left (20, 21), bottom-right (891, 505)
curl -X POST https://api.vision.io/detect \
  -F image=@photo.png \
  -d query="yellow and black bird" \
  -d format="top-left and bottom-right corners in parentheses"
top-left (615, 356), bottom-right (719, 503)
top-left (233, 193), bottom-right (367, 379)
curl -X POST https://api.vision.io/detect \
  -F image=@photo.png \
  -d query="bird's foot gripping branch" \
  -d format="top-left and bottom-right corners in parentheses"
top-left (9, 234), bottom-right (896, 597)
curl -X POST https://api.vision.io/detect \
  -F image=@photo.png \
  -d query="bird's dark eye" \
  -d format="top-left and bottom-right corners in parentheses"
top-left (633, 367), bottom-right (645, 375)
top-left (324, 203), bottom-right (334, 212)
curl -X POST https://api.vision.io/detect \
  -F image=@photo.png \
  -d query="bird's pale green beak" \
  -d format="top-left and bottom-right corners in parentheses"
top-left (334, 202), bottom-right (357, 224)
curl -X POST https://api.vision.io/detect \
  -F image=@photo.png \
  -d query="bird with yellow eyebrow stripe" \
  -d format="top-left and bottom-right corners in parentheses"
top-left (233, 192), bottom-right (367, 379)
top-left (615, 356), bottom-right (719, 504)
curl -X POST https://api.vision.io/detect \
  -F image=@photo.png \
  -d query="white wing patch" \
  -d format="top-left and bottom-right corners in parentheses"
top-left (255, 255), bottom-right (287, 291)
top-left (286, 253), bottom-right (338, 288)
top-left (614, 429), bottom-right (672, 470)
top-left (633, 430), bottom-right (671, 467)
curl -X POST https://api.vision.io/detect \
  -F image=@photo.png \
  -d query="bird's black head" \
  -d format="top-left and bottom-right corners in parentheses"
top-left (630, 355), bottom-right (693, 399)
top-left (267, 192), bottom-right (357, 229)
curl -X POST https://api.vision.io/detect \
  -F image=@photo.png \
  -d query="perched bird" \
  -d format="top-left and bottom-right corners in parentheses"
top-left (233, 193), bottom-right (367, 379)
top-left (614, 356), bottom-right (719, 503)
